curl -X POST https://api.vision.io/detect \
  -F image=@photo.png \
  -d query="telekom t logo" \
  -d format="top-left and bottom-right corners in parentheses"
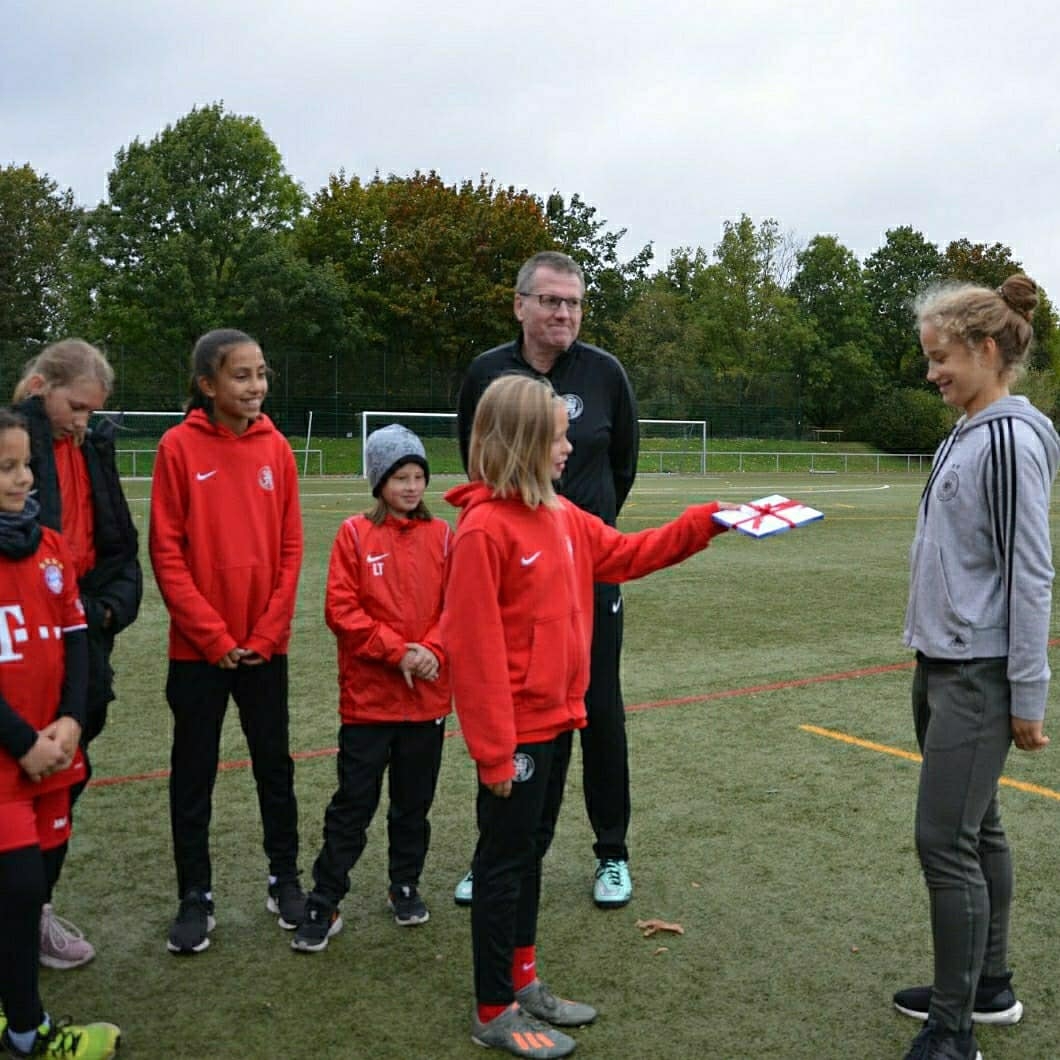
top-left (0, 605), bottom-right (28, 662)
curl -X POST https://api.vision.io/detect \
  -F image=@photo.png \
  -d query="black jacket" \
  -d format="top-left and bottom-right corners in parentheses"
top-left (18, 396), bottom-right (142, 726)
top-left (457, 338), bottom-right (639, 527)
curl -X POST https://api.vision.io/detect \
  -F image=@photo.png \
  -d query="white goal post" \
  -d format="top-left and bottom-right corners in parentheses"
top-left (360, 411), bottom-right (708, 477)
top-left (93, 410), bottom-right (323, 478)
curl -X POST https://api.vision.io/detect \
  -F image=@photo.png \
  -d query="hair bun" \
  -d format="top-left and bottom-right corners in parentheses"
top-left (997, 274), bottom-right (1038, 323)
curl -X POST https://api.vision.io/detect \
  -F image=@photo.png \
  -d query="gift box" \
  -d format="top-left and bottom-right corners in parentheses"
top-left (712, 494), bottom-right (824, 538)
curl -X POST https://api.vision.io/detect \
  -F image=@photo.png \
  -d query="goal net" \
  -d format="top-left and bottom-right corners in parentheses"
top-left (360, 411), bottom-right (708, 477)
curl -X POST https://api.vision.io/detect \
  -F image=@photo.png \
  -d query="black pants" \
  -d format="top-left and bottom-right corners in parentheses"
top-left (0, 845), bottom-right (46, 1034)
top-left (311, 720), bottom-right (446, 905)
top-left (913, 656), bottom-right (1013, 1033)
top-left (472, 731), bottom-right (572, 1005)
top-left (581, 582), bottom-right (629, 861)
top-left (167, 656), bottom-right (299, 897)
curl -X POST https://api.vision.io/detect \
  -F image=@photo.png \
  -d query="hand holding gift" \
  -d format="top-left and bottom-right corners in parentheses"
top-left (712, 494), bottom-right (824, 538)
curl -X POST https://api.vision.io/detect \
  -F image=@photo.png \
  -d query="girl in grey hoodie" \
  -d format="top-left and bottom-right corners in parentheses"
top-left (894, 275), bottom-right (1059, 1060)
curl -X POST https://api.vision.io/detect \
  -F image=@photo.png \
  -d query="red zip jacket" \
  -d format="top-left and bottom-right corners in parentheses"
top-left (441, 481), bottom-right (726, 784)
top-left (149, 410), bottom-right (303, 663)
top-left (326, 513), bottom-right (451, 724)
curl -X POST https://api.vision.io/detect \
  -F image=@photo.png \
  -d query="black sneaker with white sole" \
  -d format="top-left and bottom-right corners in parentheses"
top-left (894, 972), bottom-right (1023, 1025)
top-left (167, 888), bottom-right (215, 955)
top-left (267, 878), bottom-right (306, 930)
top-left (291, 895), bottom-right (343, 953)
top-left (903, 1020), bottom-right (981, 1060)
top-left (388, 884), bottom-right (429, 926)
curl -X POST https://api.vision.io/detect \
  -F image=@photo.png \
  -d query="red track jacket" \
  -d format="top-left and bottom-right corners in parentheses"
top-left (325, 513), bottom-right (451, 724)
top-left (149, 410), bottom-right (303, 663)
top-left (441, 482), bottom-right (726, 784)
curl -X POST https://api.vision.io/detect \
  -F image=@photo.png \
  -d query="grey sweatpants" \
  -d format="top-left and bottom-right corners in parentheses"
top-left (912, 655), bottom-right (1014, 1033)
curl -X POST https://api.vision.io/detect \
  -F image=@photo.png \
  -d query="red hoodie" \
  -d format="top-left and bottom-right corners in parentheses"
top-left (326, 512), bottom-right (451, 724)
top-left (441, 481), bottom-right (726, 784)
top-left (149, 410), bottom-right (303, 663)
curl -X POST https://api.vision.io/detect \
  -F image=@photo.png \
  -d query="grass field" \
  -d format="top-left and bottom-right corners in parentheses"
top-left (40, 472), bottom-right (1060, 1059)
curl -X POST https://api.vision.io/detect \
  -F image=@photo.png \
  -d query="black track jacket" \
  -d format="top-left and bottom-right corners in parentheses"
top-left (457, 338), bottom-right (639, 527)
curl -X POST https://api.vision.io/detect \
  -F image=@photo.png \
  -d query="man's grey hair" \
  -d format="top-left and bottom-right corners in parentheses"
top-left (515, 251), bottom-right (585, 295)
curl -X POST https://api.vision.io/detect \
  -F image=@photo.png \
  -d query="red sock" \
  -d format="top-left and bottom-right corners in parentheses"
top-left (513, 945), bottom-right (537, 992)
top-left (477, 1003), bottom-right (512, 1025)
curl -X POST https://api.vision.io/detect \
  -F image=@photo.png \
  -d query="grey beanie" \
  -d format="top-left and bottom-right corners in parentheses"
top-left (365, 424), bottom-right (429, 496)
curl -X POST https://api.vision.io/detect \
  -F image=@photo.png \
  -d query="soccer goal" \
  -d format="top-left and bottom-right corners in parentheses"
top-left (360, 411), bottom-right (708, 477)
top-left (96, 410), bottom-right (324, 478)
top-left (91, 410), bottom-right (184, 479)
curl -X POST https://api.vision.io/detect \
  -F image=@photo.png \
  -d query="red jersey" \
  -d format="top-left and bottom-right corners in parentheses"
top-left (441, 482), bottom-right (725, 784)
top-left (149, 410), bottom-right (303, 663)
top-left (0, 527), bottom-right (87, 801)
top-left (325, 513), bottom-right (451, 724)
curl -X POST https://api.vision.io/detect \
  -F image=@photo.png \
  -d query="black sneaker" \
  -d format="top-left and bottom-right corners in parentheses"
top-left (894, 973), bottom-right (1023, 1025)
top-left (388, 884), bottom-right (429, 926)
top-left (291, 895), bottom-right (343, 953)
top-left (167, 888), bottom-right (215, 955)
top-left (903, 1020), bottom-right (981, 1060)
top-left (266, 878), bottom-right (306, 930)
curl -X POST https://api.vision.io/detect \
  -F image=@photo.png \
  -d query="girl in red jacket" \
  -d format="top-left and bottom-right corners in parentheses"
top-left (149, 329), bottom-right (304, 956)
top-left (0, 408), bottom-right (121, 1060)
top-left (292, 425), bottom-right (451, 952)
top-left (442, 374), bottom-right (733, 1059)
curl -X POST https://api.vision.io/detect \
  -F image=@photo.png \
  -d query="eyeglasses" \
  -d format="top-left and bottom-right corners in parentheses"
top-left (518, 292), bottom-right (585, 312)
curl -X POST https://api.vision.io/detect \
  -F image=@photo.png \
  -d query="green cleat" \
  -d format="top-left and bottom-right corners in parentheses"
top-left (1, 1019), bottom-right (122, 1059)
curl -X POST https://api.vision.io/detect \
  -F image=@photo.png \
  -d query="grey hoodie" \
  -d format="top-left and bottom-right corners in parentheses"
top-left (904, 396), bottom-right (1060, 721)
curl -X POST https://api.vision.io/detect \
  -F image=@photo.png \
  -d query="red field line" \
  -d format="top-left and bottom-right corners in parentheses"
top-left (88, 659), bottom-right (916, 790)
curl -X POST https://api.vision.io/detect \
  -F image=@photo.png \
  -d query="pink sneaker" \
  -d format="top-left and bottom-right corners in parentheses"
top-left (39, 903), bottom-right (96, 969)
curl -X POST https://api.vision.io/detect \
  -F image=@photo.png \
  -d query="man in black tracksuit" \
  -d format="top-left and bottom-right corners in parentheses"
top-left (454, 250), bottom-right (640, 908)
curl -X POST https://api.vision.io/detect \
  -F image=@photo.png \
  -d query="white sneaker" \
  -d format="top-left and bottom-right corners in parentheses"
top-left (39, 903), bottom-right (96, 969)
top-left (454, 870), bottom-right (473, 906)
top-left (592, 859), bottom-right (632, 908)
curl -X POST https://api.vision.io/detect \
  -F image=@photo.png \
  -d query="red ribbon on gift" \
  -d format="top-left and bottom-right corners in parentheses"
top-left (733, 498), bottom-right (803, 533)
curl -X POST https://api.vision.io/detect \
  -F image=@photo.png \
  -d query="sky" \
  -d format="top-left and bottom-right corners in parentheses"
top-left (5, 0), bottom-right (1060, 297)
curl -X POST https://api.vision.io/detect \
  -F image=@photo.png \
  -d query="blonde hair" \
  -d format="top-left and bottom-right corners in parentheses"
top-left (915, 274), bottom-right (1038, 379)
top-left (13, 339), bottom-right (114, 403)
top-left (468, 375), bottom-right (560, 510)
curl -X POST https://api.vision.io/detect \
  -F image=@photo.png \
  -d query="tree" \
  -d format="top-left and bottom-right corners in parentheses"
top-left (0, 164), bottom-right (78, 355)
top-left (692, 216), bottom-right (810, 404)
top-left (612, 275), bottom-right (706, 417)
top-left (544, 192), bottom-right (653, 350)
top-left (69, 102), bottom-right (318, 401)
top-left (863, 226), bottom-right (943, 385)
top-left (789, 235), bottom-right (880, 426)
top-left (299, 171), bottom-right (554, 403)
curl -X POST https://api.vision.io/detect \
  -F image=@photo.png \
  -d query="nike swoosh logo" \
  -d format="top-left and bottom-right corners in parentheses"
top-left (196, 470), bottom-right (218, 481)
top-left (520, 962), bottom-right (535, 972)
top-left (366, 553), bottom-right (389, 563)
top-left (611, 598), bottom-right (623, 614)
top-left (521, 552), bottom-right (541, 566)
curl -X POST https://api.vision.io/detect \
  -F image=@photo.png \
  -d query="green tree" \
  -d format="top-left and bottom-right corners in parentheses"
top-left (544, 192), bottom-right (653, 350)
top-left (863, 226), bottom-right (944, 384)
top-left (612, 274), bottom-right (705, 417)
top-left (789, 235), bottom-right (880, 427)
top-left (299, 171), bottom-right (554, 403)
top-left (693, 216), bottom-right (810, 404)
top-left (0, 164), bottom-right (78, 359)
top-left (70, 102), bottom-right (323, 401)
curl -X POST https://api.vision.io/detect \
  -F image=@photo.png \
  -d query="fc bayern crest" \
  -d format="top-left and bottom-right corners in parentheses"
top-left (562, 393), bottom-right (584, 421)
top-left (512, 752), bottom-right (536, 783)
top-left (258, 465), bottom-right (275, 491)
top-left (40, 557), bottom-right (64, 595)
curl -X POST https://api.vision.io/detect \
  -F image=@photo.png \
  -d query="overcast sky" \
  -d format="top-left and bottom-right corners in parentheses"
top-left (5, 0), bottom-right (1060, 298)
